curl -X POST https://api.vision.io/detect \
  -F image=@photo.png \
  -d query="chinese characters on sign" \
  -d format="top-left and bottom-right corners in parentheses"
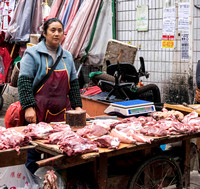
top-left (162, 7), bottom-right (175, 49)
top-left (178, 3), bottom-right (190, 60)
top-left (181, 33), bottom-right (189, 60)
top-left (162, 35), bottom-right (174, 49)
top-left (178, 2), bottom-right (190, 32)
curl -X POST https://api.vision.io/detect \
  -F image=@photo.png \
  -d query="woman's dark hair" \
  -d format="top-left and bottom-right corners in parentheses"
top-left (39, 18), bottom-right (64, 42)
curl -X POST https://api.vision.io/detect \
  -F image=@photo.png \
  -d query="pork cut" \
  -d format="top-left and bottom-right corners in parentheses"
top-left (93, 135), bottom-right (120, 149)
top-left (0, 129), bottom-right (31, 154)
top-left (125, 129), bottom-right (153, 143)
top-left (151, 109), bottom-right (184, 121)
top-left (23, 122), bottom-right (54, 139)
top-left (188, 117), bottom-right (200, 129)
top-left (110, 129), bottom-right (136, 144)
top-left (50, 123), bottom-right (71, 132)
top-left (140, 126), bottom-right (168, 137)
top-left (45, 130), bottom-right (76, 145)
top-left (182, 111), bottom-right (198, 125)
top-left (59, 136), bottom-right (99, 156)
top-left (46, 129), bottom-right (98, 156)
top-left (43, 170), bottom-right (58, 189)
top-left (76, 120), bottom-right (115, 139)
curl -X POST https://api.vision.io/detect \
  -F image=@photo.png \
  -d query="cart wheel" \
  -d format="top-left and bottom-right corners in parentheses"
top-left (0, 95), bottom-right (3, 110)
top-left (127, 155), bottom-right (183, 189)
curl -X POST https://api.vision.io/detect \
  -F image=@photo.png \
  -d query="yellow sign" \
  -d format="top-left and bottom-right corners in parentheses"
top-left (162, 40), bottom-right (174, 48)
top-left (162, 35), bottom-right (174, 49)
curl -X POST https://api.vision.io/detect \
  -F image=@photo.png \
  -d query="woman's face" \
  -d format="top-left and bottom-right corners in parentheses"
top-left (43, 21), bottom-right (64, 48)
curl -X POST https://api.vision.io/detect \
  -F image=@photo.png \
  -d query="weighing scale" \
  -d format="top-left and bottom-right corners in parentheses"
top-left (104, 99), bottom-right (156, 117)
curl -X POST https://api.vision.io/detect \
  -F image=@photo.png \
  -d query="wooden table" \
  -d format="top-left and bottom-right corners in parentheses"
top-left (0, 127), bottom-right (35, 168)
top-left (81, 95), bottom-right (109, 117)
top-left (33, 131), bottom-right (200, 189)
top-left (164, 103), bottom-right (200, 115)
top-left (0, 145), bottom-right (35, 168)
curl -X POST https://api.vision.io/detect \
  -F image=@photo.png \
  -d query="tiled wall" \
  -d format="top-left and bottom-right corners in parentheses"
top-left (115, 0), bottom-right (199, 104)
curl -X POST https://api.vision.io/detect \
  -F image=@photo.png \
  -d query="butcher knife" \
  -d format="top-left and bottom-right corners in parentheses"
top-left (86, 116), bottom-right (118, 121)
top-left (182, 102), bottom-right (199, 111)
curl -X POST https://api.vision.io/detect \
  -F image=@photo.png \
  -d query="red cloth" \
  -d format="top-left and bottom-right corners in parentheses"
top-left (45, 0), bottom-right (63, 20)
top-left (82, 86), bottom-right (102, 96)
top-left (0, 47), bottom-right (12, 83)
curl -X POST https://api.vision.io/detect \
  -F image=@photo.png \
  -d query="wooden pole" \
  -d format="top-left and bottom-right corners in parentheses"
top-left (10, 43), bottom-right (16, 58)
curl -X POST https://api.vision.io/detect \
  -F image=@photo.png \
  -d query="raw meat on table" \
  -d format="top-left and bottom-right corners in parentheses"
top-left (0, 129), bottom-right (31, 154)
top-left (50, 123), bottom-right (71, 132)
top-left (76, 119), bottom-right (118, 139)
top-left (46, 129), bottom-right (99, 156)
top-left (23, 122), bottom-right (54, 139)
top-left (182, 111), bottom-right (198, 125)
top-left (93, 135), bottom-right (120, 149)
top-left (110, 129), bottom-right (136, 144)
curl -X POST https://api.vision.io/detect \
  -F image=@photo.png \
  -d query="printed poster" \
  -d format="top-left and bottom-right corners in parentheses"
top-left (178, 3), bottom-right (190, 32)
top-left (162, 35), bottom-right (174, 49)
top-left (181, 33), bottom-right (189, 60)
top-left (136, 5), bottom-right (149, 31)
top-left (162, 7), bottom-right (176, 49)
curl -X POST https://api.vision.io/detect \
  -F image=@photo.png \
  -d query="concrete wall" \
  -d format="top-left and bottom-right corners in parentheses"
top-left (115, 0), bottom-right (199, 104)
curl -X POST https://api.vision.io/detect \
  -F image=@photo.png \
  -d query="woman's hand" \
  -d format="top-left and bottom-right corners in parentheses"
top-left (25, 107), bottom-right (37, 123)
top-left (75, 107), bottom-right (90, 118)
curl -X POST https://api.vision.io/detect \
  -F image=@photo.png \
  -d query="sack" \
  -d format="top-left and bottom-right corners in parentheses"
top-left (0, 164), bottom-right (39, 189)
top-left (195, 88), bottom-right (200, 103)
top-left (5, 101), bottom-right (25, 128)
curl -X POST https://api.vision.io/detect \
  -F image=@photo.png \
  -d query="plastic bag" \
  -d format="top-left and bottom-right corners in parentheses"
top-left (0, 164), bottom-right (39, 189)
top-left (5, 101), bottom-right (25, 128)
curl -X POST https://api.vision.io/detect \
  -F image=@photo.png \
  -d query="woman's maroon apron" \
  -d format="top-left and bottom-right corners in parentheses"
top-left (35, 57), bottom-right (71, 123)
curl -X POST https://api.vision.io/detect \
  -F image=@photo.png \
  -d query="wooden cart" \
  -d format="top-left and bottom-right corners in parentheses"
top-left (0, 145), bottom-right (35, 168)
top-left (33, 131), bottom-right (200, 189)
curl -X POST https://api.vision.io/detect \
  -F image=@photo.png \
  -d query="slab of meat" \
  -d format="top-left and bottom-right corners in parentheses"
top-left (45, 129), bottom-right (99, 156)
top-left (51, 123), bottom-right (71, 132)
top-left (45, 130), bottom-right (77, 145)
top-left (76, 126), bottom-right (91, 138)
top-left (115, 123), bottom-right (132, 131)
top-left (43, 170), bottom-right (58, 189)
top-left (169, 122), bottom-right (198, 134)
top-left (110, 129), bottom-right (136, 144)
top-left (151, 109), bottom-right (184, 121)
top-left (59, 136), bottom-right (99, 156)
top-left (23, 122), bottom-right (54, 139)
top-left (137, 116), bottom-right (155, 126)
top-left (0, 129), bottom-right (31, 154)
top-left (125, 129), bottom-right (153, 143)
top-left (93, 135), bottom-right (120, 149)
top-left (188, 117), bottom-right (200, 129)
top-left (76, 124), bottom-right (108, 139)
top-left (76, 120), bottom-right (115, 139)
top-left (140, 126), bottom-right (168, 137)
top-left (182, 111), bottom-right (198, 125)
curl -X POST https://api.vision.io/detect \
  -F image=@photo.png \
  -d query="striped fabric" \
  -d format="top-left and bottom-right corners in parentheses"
top-left (18, 76), bottom-right (35, 109)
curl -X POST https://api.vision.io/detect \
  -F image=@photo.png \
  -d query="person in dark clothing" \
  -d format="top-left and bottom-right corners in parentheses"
top-left (18, 18), bottom-right (86, 173)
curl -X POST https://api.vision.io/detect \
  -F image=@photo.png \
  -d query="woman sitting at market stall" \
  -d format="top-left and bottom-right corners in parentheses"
top-left (18, 18), bottom-right (85, 173)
